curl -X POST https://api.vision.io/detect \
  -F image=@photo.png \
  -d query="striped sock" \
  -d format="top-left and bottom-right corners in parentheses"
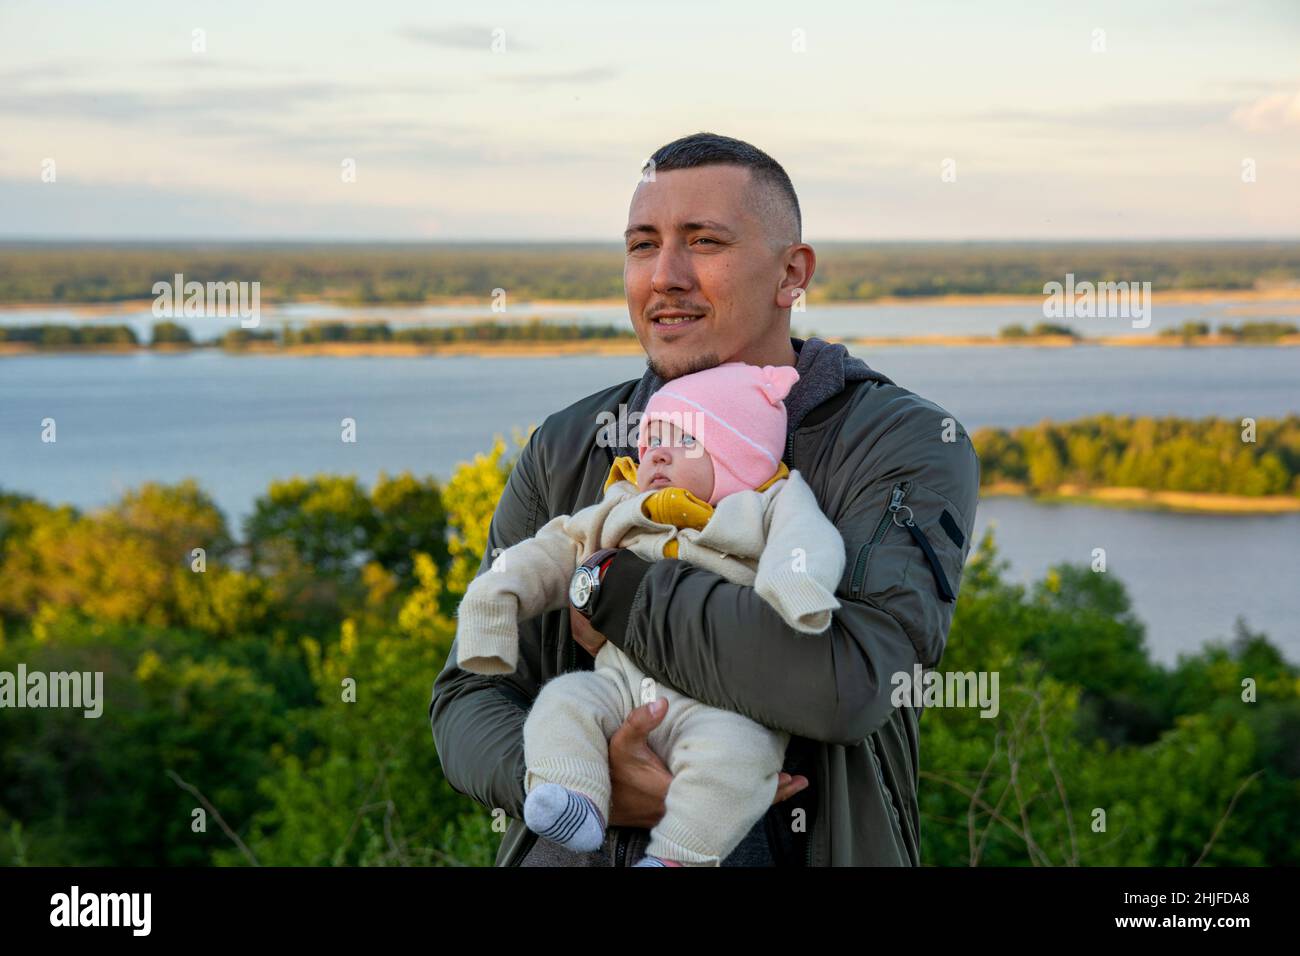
top-left (632, 854), bottom-right (682, 867)
top-left (523, 783), bottom-right (606, 852)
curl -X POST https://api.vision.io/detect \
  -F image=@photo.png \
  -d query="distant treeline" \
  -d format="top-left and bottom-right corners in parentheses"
top-left (2, 241), bottom-right (1298, 304)
top-left (1157, 321), bottom-right (1299, 341)
top-left (0, 320), bottom-right (638, 349)
top-left (278, 320), bottom-right (636, 347)
top-left (998, 321), bottom-right (1299, 341)
top-left (1000, 322), bottom-right (1080, 339)
top-left (0, 324), bottom-right (138, 345)
top-left (974, 415), bottom-right (1300, 497)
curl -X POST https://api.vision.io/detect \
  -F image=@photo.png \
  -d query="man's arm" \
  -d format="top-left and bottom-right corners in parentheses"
top-left (590, 401), bottom-right (980, 747)
top-left (430, 426), bottom-right (548, 819)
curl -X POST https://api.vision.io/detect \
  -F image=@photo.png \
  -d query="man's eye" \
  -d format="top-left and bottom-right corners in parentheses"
top-left (693, 237), bottom-right (718, 246)
top-left (628, 241), bottom-right (652, 252)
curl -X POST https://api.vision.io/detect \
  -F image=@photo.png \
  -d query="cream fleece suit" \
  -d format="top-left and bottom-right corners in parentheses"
top-left (454, 463), bottom-right (845, 866)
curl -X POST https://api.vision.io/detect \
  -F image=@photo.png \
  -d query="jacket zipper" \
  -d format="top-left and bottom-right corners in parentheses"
top-left (850, 481), bottom-right (910, 597)
top-left (866, 735), bottom-right (904, 841)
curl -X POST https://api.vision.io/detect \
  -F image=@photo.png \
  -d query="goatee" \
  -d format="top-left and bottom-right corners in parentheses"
top-left (647, 350), bottom-right (722, 383)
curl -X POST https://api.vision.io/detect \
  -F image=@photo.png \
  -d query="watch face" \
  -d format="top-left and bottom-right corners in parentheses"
top-left (570, 567), bottom-right (594, 609)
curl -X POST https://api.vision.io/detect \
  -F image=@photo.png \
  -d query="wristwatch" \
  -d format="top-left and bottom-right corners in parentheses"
top-left (569, 548), bottom-right (621, 619)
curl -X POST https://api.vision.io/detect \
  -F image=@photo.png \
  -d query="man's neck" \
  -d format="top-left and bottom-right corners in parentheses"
top-left (725, 334), bottom-right (799, 369)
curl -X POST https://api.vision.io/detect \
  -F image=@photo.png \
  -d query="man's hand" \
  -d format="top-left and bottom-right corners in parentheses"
top-left (606, 697), bottom-right (811, 830)
top-left (607, 699), bottom-right (673, 828)
top-left (569, 604), bottom-right (607, 658)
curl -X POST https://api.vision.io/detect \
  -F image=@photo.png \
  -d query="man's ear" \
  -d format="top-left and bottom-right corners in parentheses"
top-left (776, 244), bottom-right (815, 307)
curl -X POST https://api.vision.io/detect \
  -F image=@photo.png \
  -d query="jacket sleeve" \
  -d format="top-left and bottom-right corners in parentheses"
top-left (429, 426), bottom-right (549, 820)
top-left (590, 402), bottom-right (981, 747)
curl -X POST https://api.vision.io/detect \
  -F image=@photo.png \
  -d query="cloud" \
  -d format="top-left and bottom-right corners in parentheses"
top-left (0, 64), bottom-right (86, 83)
top-left (0, 75), bottom-right (460, 129)
top-left (0, 82), bottom-right (350, 122)
top-left (1231, 90), bottom-right (1300, 131)
top-left (494, 66), bottom-right (618, 88)
top-left (150, 57), bottom-right (302, 74)
top-left (0, 176), bottom-right (447, 240)
top-left (962, 101), bottom-right (1231, 131)
top-left (397, 24), bottom-right (533, 52)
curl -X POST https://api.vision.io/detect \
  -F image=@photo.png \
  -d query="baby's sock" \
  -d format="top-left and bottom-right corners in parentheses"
top-left (632, 854), bottom-right (683, 867)
top-left (523, 783), bottom-right (606, 852)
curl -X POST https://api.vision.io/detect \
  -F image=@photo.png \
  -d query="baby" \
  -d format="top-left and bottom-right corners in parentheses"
top-left (454, 361), bottom-right (845, 866)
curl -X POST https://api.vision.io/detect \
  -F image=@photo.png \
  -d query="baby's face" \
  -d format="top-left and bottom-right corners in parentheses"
top-left (637, 418), bottom-right (715, 502)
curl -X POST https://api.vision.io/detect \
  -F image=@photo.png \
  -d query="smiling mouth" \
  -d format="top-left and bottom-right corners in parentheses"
top-left (651, 314), bottom-right (703, 327)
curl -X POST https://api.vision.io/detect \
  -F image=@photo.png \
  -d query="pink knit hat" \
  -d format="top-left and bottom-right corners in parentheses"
top-left (637, 362), bottom-right (800, 506)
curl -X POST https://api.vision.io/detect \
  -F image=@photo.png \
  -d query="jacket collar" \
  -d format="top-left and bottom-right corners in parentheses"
top-left (613, 336), bottom-right (893, 463)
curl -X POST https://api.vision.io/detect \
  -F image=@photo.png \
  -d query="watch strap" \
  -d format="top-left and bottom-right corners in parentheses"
top-left (581, 547), bottom-right (621, 576)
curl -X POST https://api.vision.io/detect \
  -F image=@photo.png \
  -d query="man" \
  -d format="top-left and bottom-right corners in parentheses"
top-left (430, 132), bottom-right (981, 866)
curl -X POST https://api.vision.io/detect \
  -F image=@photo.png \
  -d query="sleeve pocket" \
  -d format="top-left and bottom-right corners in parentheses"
top-left (851, 481), bottom-right (971, 668)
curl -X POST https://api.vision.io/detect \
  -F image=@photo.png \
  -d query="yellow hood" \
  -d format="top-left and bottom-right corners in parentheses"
top-left (604, 455), bottom-right (790, 558)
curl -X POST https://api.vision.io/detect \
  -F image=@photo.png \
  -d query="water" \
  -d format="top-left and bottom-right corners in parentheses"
top-left (3, 296), bottom-right (1297, 342)
top-left (973, 498), bottom-right (1299, 668)
top-left (1, 346), bottom-right (1297, 664)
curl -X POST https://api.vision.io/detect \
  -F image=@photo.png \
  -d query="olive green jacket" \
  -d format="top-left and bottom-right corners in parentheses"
top-left (430, 349), bottom-right (980, 866)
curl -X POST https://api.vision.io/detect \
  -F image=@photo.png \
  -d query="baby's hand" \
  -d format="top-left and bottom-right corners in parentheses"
top-left (773, 773), bottom-right (809, 804)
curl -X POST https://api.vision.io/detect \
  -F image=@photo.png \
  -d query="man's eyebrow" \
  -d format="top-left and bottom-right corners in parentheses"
top-left (623, 220), bottom-right (737, 240)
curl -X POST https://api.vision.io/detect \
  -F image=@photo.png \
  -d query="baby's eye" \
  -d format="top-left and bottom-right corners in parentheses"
top-left (681, 434), bottom-right (696, 446)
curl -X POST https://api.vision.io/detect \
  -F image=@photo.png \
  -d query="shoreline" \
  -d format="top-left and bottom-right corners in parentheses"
top-left (981, 482), bottom-right (1300, 515)
top-left (846, 333), bottom-right (1300, 348)
top-left (3, 286), bottom-right (1300, 315)
top-left (5, 333), bottom-right (1299, 358)
top-left (0, 340), bottom-right (647, 358)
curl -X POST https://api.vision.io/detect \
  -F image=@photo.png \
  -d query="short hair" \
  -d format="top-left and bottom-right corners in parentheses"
top-left (643, 132), bottom-right (802, 245)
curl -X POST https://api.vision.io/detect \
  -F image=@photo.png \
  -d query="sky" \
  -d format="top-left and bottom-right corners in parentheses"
top-left (1, 0), bottom-right (1298, 241)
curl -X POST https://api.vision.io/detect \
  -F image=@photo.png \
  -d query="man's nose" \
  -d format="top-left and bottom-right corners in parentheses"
top-left (651, 239), bottom-right (694, 294)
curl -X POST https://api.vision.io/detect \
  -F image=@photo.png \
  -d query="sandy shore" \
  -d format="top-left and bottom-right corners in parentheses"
top-left (982, 481), bottom-right (1300, 514)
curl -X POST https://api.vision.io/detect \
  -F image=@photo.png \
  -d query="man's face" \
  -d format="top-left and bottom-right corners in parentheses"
top-left (623, 165), bottom-right (795, 381)
top-left (636, 418), bottom-right (714, 502)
